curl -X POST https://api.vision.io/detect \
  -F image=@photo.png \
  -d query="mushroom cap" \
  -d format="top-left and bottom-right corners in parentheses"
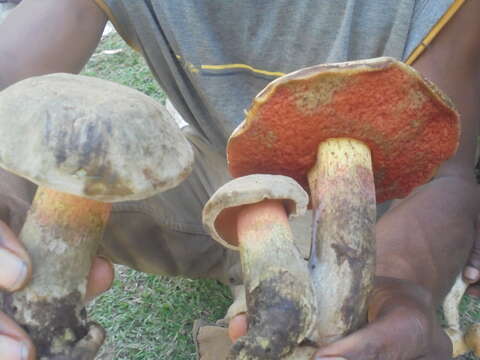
top-left (227, 57), bottom-right (460, 203)
top-left (202, 174), bottom-right (308, 250)
top-left (0, 74), bottom-right (194, 202)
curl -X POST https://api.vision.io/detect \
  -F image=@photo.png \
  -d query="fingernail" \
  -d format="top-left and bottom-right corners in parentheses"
top-left (0, 335), bottom-right (29, 360)
top-left (464, 266), bottom-right (480, 282)
top-left (0, 247), bottom-right (27, 291)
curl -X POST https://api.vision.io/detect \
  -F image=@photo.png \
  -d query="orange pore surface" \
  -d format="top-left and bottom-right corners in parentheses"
top-left (227, 64), bottom-right (459, 203)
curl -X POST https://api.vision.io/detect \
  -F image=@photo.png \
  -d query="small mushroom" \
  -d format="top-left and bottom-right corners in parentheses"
top-left (443, 275), bottom-right (470, 357)
top-left (443, 274), bottom-right (480, 358)
top-left (203, 174), bottom-right (316, 359)
top-left (227, 57), bottom-right (460, 350)
top-left (0, 74), bottom-right (194, 358)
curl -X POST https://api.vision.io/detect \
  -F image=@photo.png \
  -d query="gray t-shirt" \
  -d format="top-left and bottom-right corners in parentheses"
top-left (95, 0), bottom-right (458, 151)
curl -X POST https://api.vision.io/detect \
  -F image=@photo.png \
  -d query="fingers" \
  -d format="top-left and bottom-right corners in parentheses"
top-left (312, 306), bottom-right (451, 360)
top-left (464, 214), bottom-right (480, 284)
top-left (85, 256), bottom-right (114, 303)
top-left (0, 312), bottom-right (35, 360)
top-left (467, 284), bottom-right (480, 297)
top-left (228, 313), bottom-right (247, 342)
top-left (0, 221), bottom-right (31, 292)
top-left (312, 311), bottom-right (419, 360)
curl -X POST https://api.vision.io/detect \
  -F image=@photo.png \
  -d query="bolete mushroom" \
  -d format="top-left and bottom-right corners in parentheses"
top-left (203, 174), bottom-right (316, 359)
top-left (443, 274), bottom-right (480, 358)
top-left (227, 57), bottom-right (459, 351)
top-left (0, 74), bottom-right (194, 359)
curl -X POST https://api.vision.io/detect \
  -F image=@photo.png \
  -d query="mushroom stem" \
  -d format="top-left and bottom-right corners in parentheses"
top-left (230, 199), bottom-right (315, 360)
top-left (443, 274), bottom-right (469, 357)
top-left (442, 273), bottom-right (480, 358)
top-left (3, 186), bottom-right (111, 359)
top-left (307, 138), bottom-right (376, 345)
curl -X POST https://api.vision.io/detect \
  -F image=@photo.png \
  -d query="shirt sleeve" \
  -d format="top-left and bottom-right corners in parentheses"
top-left (93, 0), bottom-right (141, 51)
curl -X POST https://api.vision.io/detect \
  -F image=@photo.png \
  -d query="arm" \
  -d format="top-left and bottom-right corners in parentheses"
top-left (313, 1), bottom-right (480, 359)
top-left (0, 0), bottom-right (107, 90)
top-left (377, 0), bottom-right (480, 304)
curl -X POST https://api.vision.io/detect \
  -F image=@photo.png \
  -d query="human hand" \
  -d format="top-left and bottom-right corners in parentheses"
top-left (463, 214), bottom-right (480, 297)
top-left (0, 220), bottom-right (114, 360)
top-left (310, 277), bottom-right (452, 360)
top-left (229, 277), bottom-right (452, 360)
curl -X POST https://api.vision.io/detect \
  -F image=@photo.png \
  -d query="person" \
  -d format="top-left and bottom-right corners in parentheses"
top-left (0, 1), bottom-right (479, 359)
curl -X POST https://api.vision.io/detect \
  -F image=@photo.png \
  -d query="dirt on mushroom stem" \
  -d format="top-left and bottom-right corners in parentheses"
top-left (229, 199), bottom-right (315, 360)
top-left (3, 187), bottom-right (111, 358)
top-left (306, 138), bottom-right (376, 345)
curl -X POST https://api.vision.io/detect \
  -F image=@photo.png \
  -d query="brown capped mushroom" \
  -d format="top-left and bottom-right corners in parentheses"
top-left (203, 174), bottom-right (316, 359)
top-left (0, 73), bottom-right (194, 359)
top-left (227, 57), bottom-right (460, 350)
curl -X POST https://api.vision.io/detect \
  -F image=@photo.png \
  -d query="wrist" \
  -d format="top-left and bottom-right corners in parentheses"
top-left (370, 276), bottom-right (435, 317)
top-left (375, 175), bottom-right (479, 302)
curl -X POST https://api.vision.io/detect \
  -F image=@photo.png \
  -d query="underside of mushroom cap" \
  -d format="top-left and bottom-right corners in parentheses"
top-left (227, 57), bottom-right (460, 203)
top-left (0, 74), bottom-right (194, 202)
top-left (202, 174), bottom-right (308, 250)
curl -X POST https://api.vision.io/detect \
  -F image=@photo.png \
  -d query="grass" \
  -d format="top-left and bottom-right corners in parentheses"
top-left (83, 31), bottom-right (480, 359)
top-left (88, 267), bottom-right (231, 360)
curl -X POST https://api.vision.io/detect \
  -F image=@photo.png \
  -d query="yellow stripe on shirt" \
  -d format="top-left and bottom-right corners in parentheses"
top-left (95, 0), bottom-right (465, 72)
top-left (406, 0), bottom-right (466, 64)
top-left (201, 64), bottom-right (286, 78)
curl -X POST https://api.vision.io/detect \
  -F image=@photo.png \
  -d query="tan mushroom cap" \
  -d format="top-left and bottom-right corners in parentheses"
top-left (202, 174), bottom-right (308, 250)
top-left (228, 57), bottom-right (460, 203)
top-left (0, 74), bottom-right (194, 202)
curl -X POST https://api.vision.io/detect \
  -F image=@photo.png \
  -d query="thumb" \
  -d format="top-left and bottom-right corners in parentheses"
top-left (311, 307), bottom-right (449, 360)
top-left (84, 256), bottom-right (114, 303)
top-left (464, 214), bottom-right (480, 284)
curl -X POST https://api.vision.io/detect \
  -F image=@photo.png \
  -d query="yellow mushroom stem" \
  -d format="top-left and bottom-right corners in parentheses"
top-left (4, 186), bottom-right (111, 358)
top-left (229, 199), bottom-right (315, 360)
top-left (307, 138), bottom-right (376, 345)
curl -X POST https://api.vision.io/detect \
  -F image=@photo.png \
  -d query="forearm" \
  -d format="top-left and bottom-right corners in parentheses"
top-left (0, 0), bottom-right (106, 90)
top-left (375, 0), bottom-right (480, 305)
top-left (376, 175), bottom-right (479, 305)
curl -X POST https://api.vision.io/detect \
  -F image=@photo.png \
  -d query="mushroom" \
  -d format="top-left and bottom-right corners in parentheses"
top-left (465, 323), bottom-right (480, 357)
top-left (444, 274), bottom-right (470, 357)
top-left (0, 74), bottom-right (194, 358)
top-left (203, 174), bottom-right (316, 359)
top-left (443, 274), bottom-right (480, 358)
top-left (227, 57), bottom-right (459, 350)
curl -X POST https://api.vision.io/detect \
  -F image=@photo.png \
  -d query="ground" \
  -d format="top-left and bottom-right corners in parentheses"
top-left (82, 32), bottom-right (480, 360)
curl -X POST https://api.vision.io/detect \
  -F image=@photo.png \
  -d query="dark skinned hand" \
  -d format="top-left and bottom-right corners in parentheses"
top-left (464, 214), bottom-right (480, 297)
top-left (229, 277), bottom-right (452, 360)
top-left (310, 277), bottom-right (452, 360)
